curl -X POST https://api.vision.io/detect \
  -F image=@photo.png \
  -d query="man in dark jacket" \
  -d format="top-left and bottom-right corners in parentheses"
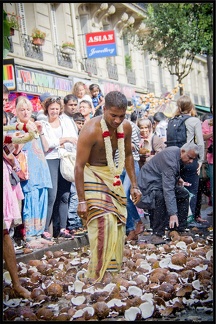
top-left (137, 142), bottom-right (199, 244)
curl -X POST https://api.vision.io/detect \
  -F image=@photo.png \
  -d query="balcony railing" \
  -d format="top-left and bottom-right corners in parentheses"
top-left (147, 81), bottom-right (155, 93)
top-left (85, 58), bottom-right (97, 75)
top-left (126, 69), bottom-right (136, 85)
top-left (21, 34), bottom-right (43, 61)
top-left (194, 94), bottom-right (199, 104)
top-left (8, 36), bottom-right (14, 53)
top-left (107, 63), bottom-right (118, 80)
top-left (200, 95), bottom-right (206, 106)
top-left (21, 34), bottom-right (44, 61)
top-left (56, 45), bottom-right (73, 69)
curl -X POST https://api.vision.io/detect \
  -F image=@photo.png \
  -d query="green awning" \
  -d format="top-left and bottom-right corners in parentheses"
top-left (195, 105), bottom-right (210, 113)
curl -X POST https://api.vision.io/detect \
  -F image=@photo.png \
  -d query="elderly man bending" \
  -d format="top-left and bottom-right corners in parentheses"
top-left (137, 142), bottom-right (199, 244)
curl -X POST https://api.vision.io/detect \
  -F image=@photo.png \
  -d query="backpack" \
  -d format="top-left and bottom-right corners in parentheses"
top-left (165, 115), bottom-right (192, 148)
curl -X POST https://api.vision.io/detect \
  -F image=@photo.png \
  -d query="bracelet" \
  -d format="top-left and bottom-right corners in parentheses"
top-left (131, 186), bottom-right (139, 189)
top-left (40, 133), bottom-right (44, 136)
top-left (78, 201), bottom-right (87, 204)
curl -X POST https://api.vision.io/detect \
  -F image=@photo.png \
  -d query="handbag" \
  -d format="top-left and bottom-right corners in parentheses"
top-left (16, 150), bottom-right (29, 181)
top-left (5, 160), bottom-right (20, 186)
top-left (59, 149), bottom-right (76, 182)
top-left (207, 143), bottom-right (213, 154)
top-left (9, 169), bottom-right (21, 186)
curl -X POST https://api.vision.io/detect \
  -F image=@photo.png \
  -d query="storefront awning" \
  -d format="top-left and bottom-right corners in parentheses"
top-left (195, 105), bottom-right (211, 113)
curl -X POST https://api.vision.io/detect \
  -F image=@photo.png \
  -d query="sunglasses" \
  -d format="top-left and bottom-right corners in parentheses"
top-left (48, 96), bottom-right (62, 103)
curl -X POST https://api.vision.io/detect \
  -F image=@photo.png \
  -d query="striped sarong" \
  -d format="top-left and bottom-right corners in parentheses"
top-left (84, 164), bottom-right (127, 282)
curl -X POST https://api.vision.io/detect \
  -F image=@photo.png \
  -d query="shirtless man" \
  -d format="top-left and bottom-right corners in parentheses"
top-left (74, 91), bottom-right (141, 282)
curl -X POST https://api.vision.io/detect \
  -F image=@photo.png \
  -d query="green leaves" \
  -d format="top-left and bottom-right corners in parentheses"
top-left (3, 10), bottom-right (11, 58)
top-left (139, 3), bottom-right (213, 86)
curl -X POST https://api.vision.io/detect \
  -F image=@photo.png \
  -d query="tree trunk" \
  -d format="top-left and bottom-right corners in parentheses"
top-left (178, 78), bottom-right (184, 96)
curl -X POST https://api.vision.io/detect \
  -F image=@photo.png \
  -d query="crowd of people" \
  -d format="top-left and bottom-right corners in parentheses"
top-left (3, 82), bottom-right (213, 286)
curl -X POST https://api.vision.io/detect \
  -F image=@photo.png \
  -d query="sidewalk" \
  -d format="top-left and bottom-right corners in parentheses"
top-left (12, 234), bottom-right (89, 265)
top-left (9, 202), bottom-right (213, 266)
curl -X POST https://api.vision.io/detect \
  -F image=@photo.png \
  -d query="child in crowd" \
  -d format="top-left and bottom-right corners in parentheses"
top-left (89, 83), bottom-right (105, 116)
top-left (72, 112), bottom-right (85, 134)
top-left (71, 81), bottom-right (95, 117)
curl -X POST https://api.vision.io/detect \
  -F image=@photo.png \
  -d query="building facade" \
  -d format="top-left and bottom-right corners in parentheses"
top-left (3, 2), bottom-right (212, 115)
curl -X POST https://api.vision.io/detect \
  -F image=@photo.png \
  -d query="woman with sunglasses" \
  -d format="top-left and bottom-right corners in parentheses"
top-left (40, 97), bottom-right (78, 240)
top-left (8, 97), bottom-right (52, 244)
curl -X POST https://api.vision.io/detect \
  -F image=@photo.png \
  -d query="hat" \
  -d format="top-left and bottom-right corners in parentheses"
top-left (39, 92), bottom-right (53, 102)
top-left (73, 112), bottom-right (85, 122)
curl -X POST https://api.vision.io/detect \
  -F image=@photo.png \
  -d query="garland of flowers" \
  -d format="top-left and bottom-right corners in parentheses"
top-left (100, 116), bottom-right (125, 186)
top-left (3, 122), bottom-right (39, 144)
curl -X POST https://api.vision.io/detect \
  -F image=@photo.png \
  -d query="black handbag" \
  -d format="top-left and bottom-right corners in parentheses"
top-left (5, 160), bottom-right (20, 186)
top-left (9, 169), bottom-right (21, 186)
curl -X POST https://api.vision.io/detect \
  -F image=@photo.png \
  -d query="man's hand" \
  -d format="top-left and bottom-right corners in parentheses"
top-left (77, 201), bottom-right (88, 223)
top-left (197, 162), bottom-right (202, 176)
top-left (177, 178), bottom-right (184, 186)
top-left (169, 215), bottom-right (179, 228)
top-left (130, 187), bottom-right (142, 204)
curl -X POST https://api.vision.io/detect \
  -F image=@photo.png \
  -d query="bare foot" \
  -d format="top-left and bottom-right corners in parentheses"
top-left (13, 284), bottom-right (31, 299)
top-left (126, 230), bottom-right (138, 241)
top-left (135, 221), bottom-right (145, 235)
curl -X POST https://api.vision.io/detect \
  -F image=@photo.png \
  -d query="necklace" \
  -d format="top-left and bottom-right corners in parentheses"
top-left (100, 116), bottom-right (125, 186)
top-left (3, 120), bottom-right (38, 144)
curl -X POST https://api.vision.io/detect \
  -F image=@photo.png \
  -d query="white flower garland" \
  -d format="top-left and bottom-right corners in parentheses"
top-left (100, 116), bottom-right (125, 186)
top-left (3, 122), bottom-right (39, 144)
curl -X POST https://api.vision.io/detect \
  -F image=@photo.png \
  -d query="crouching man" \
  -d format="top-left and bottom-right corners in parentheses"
top-left (136, 142), bottom-right (199, 244)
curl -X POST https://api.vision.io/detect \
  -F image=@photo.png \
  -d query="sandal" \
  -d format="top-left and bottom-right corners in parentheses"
top-left (59, 229), bottom-right (73, 239)
top-left (74, 229), bottom-right (86, 237)
top-left (41, 231), bottom-right (52, 241)
top-left (196, 216), bottom-right (209, 223)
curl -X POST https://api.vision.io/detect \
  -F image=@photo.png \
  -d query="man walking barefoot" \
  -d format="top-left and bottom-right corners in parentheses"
top-left (74, 91), bottom-right (141, 282)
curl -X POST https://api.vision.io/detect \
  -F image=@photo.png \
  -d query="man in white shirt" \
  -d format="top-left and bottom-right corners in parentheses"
top-left (61, 95), bottom-right (84, 234)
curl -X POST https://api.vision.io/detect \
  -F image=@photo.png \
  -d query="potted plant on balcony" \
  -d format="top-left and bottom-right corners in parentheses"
top-left (61, 41), bottom-right (75, 54)
top-left (6, 12), bottom-right (21, 36)
top-left (31, 28), bottom-right (46, 46)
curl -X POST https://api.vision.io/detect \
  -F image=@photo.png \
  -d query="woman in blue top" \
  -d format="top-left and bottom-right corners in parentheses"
top-left (12, 97), bottom-right (52, 242)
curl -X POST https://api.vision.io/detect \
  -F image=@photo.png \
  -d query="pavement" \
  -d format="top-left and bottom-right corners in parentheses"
top-left (4, 201), bottom-right (213, 267)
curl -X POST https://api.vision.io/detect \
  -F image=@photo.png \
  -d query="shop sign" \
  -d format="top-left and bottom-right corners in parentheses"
top-left (3, 59), bottom-right (16, 91)
top-left (85, 30), bottom-right (117, 59)
top-left (15, 66), bottom-right (73, 97)
top-left (101, 80), bottom-right (136, 99)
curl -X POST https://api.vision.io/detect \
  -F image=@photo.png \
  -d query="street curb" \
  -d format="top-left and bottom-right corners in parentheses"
top-left (14, 234), bottom-right (89, 264)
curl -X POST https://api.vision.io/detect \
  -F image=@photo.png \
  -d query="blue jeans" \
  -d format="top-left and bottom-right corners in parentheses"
top-left (120, 160), bottom-right (141, 234)
top-left (67, 182), bottom-right (83, 230)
